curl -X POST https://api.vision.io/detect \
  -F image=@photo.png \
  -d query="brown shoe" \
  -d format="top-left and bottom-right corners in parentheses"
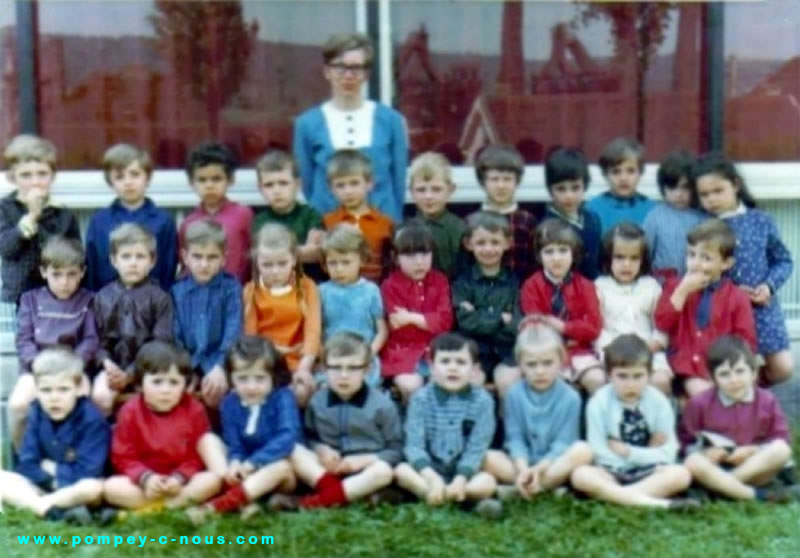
top-left (265, 493), bottom-right (300, 512)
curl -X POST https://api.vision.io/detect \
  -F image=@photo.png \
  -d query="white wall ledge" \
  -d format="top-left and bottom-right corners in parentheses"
top-left (1, 162), bottom-right (799, 208)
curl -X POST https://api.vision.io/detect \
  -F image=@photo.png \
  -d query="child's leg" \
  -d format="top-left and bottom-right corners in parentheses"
top-left (765, 350), bottom-right (793, 384)
top-left (684, 377), bottom-right (714, 398)
top-left (482, 450), bottom-right (517, 484)
top-left (165, 472), bottom-right (222, 509)
top-left (39, 479), bottom-right (104, 511)
top-left (685, 453), bottom-right (757, 500)
top-left (103, 476), bottom-right (149, 509)
top-left (340, 460), bottom-right (394, 501)
top-left (91, 372), bottom-right (118, 417)
top-left (394, 373), bottom-right (424, 404)
top-left (571, 465), bottom-right (688, 508)
top-left (394, 463), bottom-right (430, 499)
top-left (9, 374), bottom-right (37, 449)
top-left (240, 460), bottom-right (294, 501)
top-left (494, 365), bottom-right (520, 400)
top-left (197, 432), bottom-right (228, 476)
top-left (732, 440), bottom-right (792, 486)
top-left (623, 465), bottom-right (692, 499)
top-left (540, 442), bottom-right (593, 490)
top-left (0, 470), bottom-right (49, 515)
top-left (290, 444), bottom-right (328, 488)
top-left (464, 472), bottom-right (497, 501)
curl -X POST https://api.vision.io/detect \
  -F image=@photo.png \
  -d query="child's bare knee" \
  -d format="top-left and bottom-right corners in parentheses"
top-left (684, 453), bottom-right (711, 475)
top-left (568, 442), bottom-right (594, 465)
top-left (371, 461), bottom-right (394, 487)
top-left (570, 466), bottom-right (594, 490)
top-left (764, 439), bottom-right (791, 462)
top-left (664, 465), bottom-right (692, 491)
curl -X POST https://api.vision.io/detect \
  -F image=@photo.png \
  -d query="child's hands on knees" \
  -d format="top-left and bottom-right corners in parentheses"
top-left (163, 474), bottom-right (184, 496)
top-left (648, 432), bottom-right (668, 447)
top-left (335, 454), bottom-right (375, 475)
top-left (607, 438), bottom-right (630, 458)
top-left (445, 475), bottom-right (467, 502)
top-left (315, 444), bottom-right (341, 472)
top-left (225, 460), bottom-right (248, 484)
top-left (421, 468), bottom-right (445, 506)
top-left (702, 447), bottom-right (729, 464)
top-left (202, 366), bottom-right (229, 406)
top-left (725, 445), bottom-right (758, 466)
top-left (144, 474), bottom-right (168, 500)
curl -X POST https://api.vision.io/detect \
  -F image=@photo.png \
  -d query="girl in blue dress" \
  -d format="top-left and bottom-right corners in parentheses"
top-left (689, 152), bottom-right (794, 384)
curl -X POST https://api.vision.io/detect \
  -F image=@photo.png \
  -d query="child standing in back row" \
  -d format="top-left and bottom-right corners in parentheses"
top-left (586, 137), bottom-right (655, 235)
top-left (690, 152), bottom-right (794, 385)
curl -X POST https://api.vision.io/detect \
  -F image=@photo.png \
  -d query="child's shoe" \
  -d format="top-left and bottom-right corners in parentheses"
top-left (186, 505), bottom-right (214, 526)
top-left (495, 484), bottom-right (520, 502)
top-left (239, 503), bottom-right (262, 520)
top-left (667, 498), bottom-right (701, 511)
top-left (62, 505), bottom-right (93, 526)
top-left (95, 506), bottom-right (118, 526)
top-left (473, 498), bottom-right (504, 520)
top-left (265, 493), bottom-right (300, 512)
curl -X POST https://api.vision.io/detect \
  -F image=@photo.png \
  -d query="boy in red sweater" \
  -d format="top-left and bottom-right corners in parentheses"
top-left (681, 336), bottom-right (795, 502)
top-left (519, 218), bottom-right (604, 394)
top-left (654, 219), bottom-right (756, 397)
top-left (103, 341), bottom-right (223, 512)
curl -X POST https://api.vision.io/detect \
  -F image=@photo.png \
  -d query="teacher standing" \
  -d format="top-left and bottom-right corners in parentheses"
top-left (293, 33), bottom-right (409, 223)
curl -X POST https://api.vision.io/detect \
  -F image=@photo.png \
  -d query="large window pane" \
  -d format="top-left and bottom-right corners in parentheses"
top-left (724, 0), bottom-right (800, 161)
top-left (33, 0), bottom-right (354, 168)
top-left (393, 1), bottom-right (703, 163)
top-left (0, 4), bottom-right (17, 149)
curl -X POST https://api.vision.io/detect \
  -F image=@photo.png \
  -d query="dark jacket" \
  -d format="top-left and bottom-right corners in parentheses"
top-left (93, 278), bottom-right (173, 373)
top-left (0, 192), bottom-right (81, 302)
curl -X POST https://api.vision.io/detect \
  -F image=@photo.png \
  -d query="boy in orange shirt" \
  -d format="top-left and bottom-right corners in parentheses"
top-left (322, 150), bottom-right (393, 283)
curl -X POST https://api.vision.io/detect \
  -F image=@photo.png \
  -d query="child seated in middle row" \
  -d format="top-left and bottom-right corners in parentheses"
top-left (380, 222), bottom-right (453, 402)
top-left (487, 324), bottom-right (592, 500)
top-left (0, 348), bottom-right (109, 524)
top-left (172, 219), bottom-right (242, 408)
top-left (187, 336), bottom-right (301, 523)
top-left (654, 219), bottom-right (756, 397)
top-left (452, 211), bottom-right (520, 389)
top-left (519, 218), bottom-right (605, 396)
top-left (595, 223), bottom-right (672, 395)
top-left (243, 223), bottom-right (321, 407)
top-left (104, 341), bottom-right (223, 512)
top-left (571, 334), bottom-right (696, 510)
top-left (320, 224), bottom-right (388, 386)
top-left (91, 223), bottom-right (174, 416)
top-left (395, 333), bottom-right (503, 518)
top-left (291, 332), bottom-right (402, 508)
top-left (10, 236), bottom-right (97, 447)
top-left (681, 335), bottom-right (795, 502)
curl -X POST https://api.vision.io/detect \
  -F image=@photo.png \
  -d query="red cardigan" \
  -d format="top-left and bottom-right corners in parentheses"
top-left (111, 393), bottom-right (210, 484)
top-left (654, 278), bottom-right (756, 379)
top-left (520, 271), bottom-right (602, 357)
top-left (380, 269), bottom-right (453, 377)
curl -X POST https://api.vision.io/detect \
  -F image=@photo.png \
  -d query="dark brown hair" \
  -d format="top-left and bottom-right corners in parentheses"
top-left (687, 219), bottom-right (736, 259)
top-left (604, 334), bottom-right (652, 373)
top-left (706, 335), bottom-right (758, 378)
top-left (133, 341), bottom-right (193, 386)
top-left (599, 137), bottom-right (645, 173)
top-left (535, 218), bottom-right (583, 266)
top-left (225, 335), bottom-right (291, 388)
top-left (475, 144), bottom-right (525, 185)
top-left (601, 222), bottom-right (651, 276)
top-left (430, 332), bottom-right (479, 363)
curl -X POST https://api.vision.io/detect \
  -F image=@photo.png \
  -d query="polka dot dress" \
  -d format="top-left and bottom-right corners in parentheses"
top-left (723, 209), bottom-right (793, 355)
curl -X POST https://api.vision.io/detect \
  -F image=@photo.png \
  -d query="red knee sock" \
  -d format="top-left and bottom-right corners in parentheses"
top-left (209, 483), bottom-right (249, 513)
top-left (300, 472), bottom-right (347, 509)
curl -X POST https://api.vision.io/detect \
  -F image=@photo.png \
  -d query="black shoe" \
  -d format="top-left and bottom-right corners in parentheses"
top-left (95, 506), bottom-right (118, 526)
top-left (43, 507), bottom-right (66, 522)
top-left (63, 505), bottom-right (93, 526)
top-left (367, 487), bottom-right (407, 507)
top-left (265, 493), bottom-right (300, 512)
top-left (667, 498), bottom-right (701, 511)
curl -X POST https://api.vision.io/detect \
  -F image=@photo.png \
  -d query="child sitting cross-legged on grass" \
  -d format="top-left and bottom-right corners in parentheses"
top-left (290, 332), bottom-right (403, 509)
top-left (0, 348), bottom-right (109, 525)
top-left (395, 333), bottom-right (503, 519)
top-left (681, 335), bottom-right (799, 502)
top-left (187, 336), bottom-right (302, 524)
top-left (485, 323), bottom-right (593, 500)
top-left (571, 334), bottom-right (698, 510)
top-left (103, 341), bottom-right (224, 514)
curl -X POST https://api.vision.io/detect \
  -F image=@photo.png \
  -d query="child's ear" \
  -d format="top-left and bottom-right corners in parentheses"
top-left (365, 180), bottom-right (374, 193)
top-left (39, 266), bottom-right (48, 279)
top-left (721, 256), bottom-right (735, 272)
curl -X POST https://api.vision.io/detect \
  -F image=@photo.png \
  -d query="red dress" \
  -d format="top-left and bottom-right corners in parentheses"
top-left (111, 393), bottom-right (210, 484)
top-left (380, 269), bottom-right (453, 377)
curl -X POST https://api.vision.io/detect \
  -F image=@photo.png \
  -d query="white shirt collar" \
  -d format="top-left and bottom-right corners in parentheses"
top-left (717, 387), bottom-right (755, 407)
top-left (718, 202), bottom-right (747, 219)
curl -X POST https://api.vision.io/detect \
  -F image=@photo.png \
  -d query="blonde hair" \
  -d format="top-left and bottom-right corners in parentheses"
top-left (183, 219), bottom-right (227, 251)
top-left (41, 236), bottom-right (85, 269)
top-left (33, 347), bottom-right (84, 385)
top-left (514, 322), bottom-right (566, 363)
top-left (408, 152), bottom-right (453, 186)
top-left (322, 224), bottom-right (370, 261)
top-left (252, 223), bottom-right (307, 312)
top-left (102, 143), bottom-right (153, 185)
top-left (109, 222), bottom-right (156, 256)
top-left (3, 134), bottom-right (58, 171)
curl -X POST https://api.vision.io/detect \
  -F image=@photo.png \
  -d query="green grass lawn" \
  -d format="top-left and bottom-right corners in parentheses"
top-left (3, 495), bottom-right (800, 558)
